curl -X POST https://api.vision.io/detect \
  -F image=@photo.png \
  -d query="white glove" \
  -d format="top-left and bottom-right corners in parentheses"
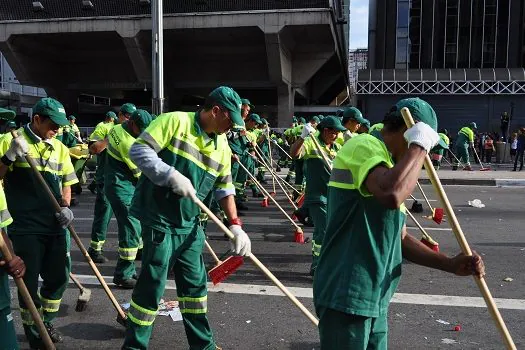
top-left (167, 169), bottom-right (196, 197)
top-left (228, 225), bottom-right (251, 256)
top-left (300, 124), bottom-right (315, 139)
top-left (403, 122), bottom-right (440, 153)
top-left (5, 136), bottom-right (29, 162)
top-left (55, 207), bottom-right (74, 228)
top-left (271, 139), bottom-right (277, 144)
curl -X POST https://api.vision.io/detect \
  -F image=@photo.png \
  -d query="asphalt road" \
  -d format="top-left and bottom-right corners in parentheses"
top-left (7, 180), bottom-right (525, 349)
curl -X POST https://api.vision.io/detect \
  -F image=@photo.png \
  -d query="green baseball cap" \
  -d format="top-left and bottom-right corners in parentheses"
top-left (342, 107), bottom-right (366, 125)
top-left (209, 86), bottom-right (245, 130)
top-left (0, 108), bottom-right (15, 121)
top-left (261, 118), bottom-right (268, 125)
top-left (33, 97), bottom-right (69, 126)
top-left (68, 115), bottom-right (76, 121)
top-left (299, 117), bottom-right (307, 124)
top-left (120, 103), bottom-right (137, 115)
top-left (469, 122), bottom-right (478, 130)
top-left (310, 116), bottom-right (320, 124)
top-left (106, 111), bottom-right (117, 120)
top-left (130, 109), bottom-right (153, 133)
top-left (395, 98), bottom-right (448, 149)
top-left (5, 120), bottom-right (17, 128)
top-left (292, 116), bottom-right (298, 123)
top-left (362, 119), bottom-right (371, 129)
top-left (241, 98), bottom-right (254, 109)
top-left (249, 113), bottom-right (262, 125)
top-left (317, 115), bottom-right (347, 132)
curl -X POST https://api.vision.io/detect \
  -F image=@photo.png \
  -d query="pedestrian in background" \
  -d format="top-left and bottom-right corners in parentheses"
top-left (500, 111), bottom-right (510, 141)
top-left (513, 128), bottom-right (525, 171)
top-left (483, 135), bottom-right (495, 163)
top-left (510, 132), bottom-right (518, 162)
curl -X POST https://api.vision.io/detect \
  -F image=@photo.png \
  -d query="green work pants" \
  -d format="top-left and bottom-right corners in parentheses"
top-left (317, 307), bottom-right (388, 350)
top-left (309, 202), bottom-right (327, 273)
top-left (294, 159), bottom-right (305, 191)
top-left (106, 180), bottom-right (141, 280)
top-left (90, 182), bottom-right (114, 252)
top-left (454, 143), bottom-right (470, 166)
top-left (123, 224), bottom-right (215, 350)
top-left (0, 306), bottom-right (18, 350)
top-left (10, 234), bottom-right (69, 348)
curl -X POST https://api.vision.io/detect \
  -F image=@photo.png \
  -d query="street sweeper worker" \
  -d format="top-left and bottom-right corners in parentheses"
top-left (105, 109), bottom-right (153, 289)
top-left (313, 98), bottom-right (485, 350)
top-left (68, 115), bottom-right (81, 141)
top-left (339, 107), bottom-right (367, 144)
top-left (0, 98), bottom-right (79, 348)
top-left (430, 130), bottom-right (450, 170)
top-left (88, 105), bottom-right (135, 263)
top-left (0, 107), bottom-right (26, 350)
top-left (453, 122), bottom-right (477, 171)
top-left (122, 86), bottom-right (251, 350)
top-left (290, 116), bottom-right (346, 276)
top-left (87, 111), bottom-right (117, 193)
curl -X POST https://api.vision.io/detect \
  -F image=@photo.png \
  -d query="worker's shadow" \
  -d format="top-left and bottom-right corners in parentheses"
top-left (59, 322), bottom-right (124, 341)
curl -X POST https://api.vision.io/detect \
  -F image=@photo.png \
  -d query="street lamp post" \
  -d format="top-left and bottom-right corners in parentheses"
top-left (152, 0), bottom-right (164, 115)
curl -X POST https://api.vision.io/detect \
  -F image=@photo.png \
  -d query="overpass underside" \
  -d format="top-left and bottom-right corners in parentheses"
top-left (0, 6), bottom-right (348, 126)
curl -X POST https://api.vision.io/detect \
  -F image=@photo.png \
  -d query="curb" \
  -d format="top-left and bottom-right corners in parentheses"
top-left (419, 178), bottom-right (525, 187)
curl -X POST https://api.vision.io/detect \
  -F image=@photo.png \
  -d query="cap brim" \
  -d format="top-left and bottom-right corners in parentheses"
top-left (50, 114), bottom-right (70, 126)
top-left (438, 139), bottom-right (449, 149)
top-left (334, 125), bottom-right (347, 132)
top-left (0, 110), bottom-right (16, 120)
top-left (230, 111), bottom-right (245, 130)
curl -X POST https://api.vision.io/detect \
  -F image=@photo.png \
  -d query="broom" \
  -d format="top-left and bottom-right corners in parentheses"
top-left (400, 107), bottom-right (516, 349)
top-left (204, 241), bottom-right (243, 285)
top-left (416, 182), bottom-right (444, 224)
top-left (406, 210), bottom-right (439, 252)
top-left (70, 272), bottom-right (92, 312)
top-left (472, 147), bottom-right (491, 171)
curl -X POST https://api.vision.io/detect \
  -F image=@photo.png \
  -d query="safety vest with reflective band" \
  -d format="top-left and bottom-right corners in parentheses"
top-left (89, 121), bottom-right (114, 183)
top-left (70, 124), bottom-right (80, 135)
top-left (0, 182), bottom-right (12, 310)
top-left (314, 132), bottom-right (405, 317)
top-left (106, 124), bottom-right (142, 182)
top-left (300, 135), bottom-right (341, 204)
top-left (439, 133), bottom-right (450, 146)
top-left (368, 123), bottom-right (384, 134)
top-left (0, 125), bottom-right (78, 235)
top-left (457, 126), bottom-right (475, 144)
top-left (130, 111), bottom-right (234, 233)
top-left (0, 183), bottom-right (12, 228)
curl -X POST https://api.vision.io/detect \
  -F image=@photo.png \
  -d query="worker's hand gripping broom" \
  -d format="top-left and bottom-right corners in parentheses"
top-left (399, 108), bottom-right (516, 350)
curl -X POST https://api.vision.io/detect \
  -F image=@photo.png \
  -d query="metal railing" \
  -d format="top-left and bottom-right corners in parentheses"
top-left (0, 81), bottom-right (47, 97)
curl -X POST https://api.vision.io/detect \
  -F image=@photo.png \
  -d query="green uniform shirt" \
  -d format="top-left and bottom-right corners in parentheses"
top-left (89, 121), bottom-right (114, 183)
top-left (313, 133), bottom-right (405, 317)
top-left (0, 183), bottom-right (13, 310)
top-left (299, 135), bottom-right (340, 204)
top-left (130, 111), bottom-right (234, 234)
top-left (106, 124), bottom-right (141, 185)
top-left (369, 123), bottom-right (384, 134)
top-left (456, 126), bottom-right (474, 145)
top-left (0, 125), bottom-right (78, 235)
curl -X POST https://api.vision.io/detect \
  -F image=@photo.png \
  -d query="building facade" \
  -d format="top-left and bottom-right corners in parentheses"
top-left (359, 0), bottom-right (525, 133)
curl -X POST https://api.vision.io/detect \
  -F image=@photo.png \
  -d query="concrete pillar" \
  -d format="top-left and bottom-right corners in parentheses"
top-left (277, 84), bottom-right (294, 128)
top-left (120, 35), bottom-right (151, 84)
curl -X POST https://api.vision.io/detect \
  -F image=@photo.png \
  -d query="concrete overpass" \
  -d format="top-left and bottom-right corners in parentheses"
top-left (0, 0), bottom-right (349, 126)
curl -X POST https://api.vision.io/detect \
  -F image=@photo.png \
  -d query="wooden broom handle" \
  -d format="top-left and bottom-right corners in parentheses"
top-left (191, 194), bottom-right (319, 326)
top-left (400, 108), bottom-right (516, 350)
top-left (416, 181), bottom-right (435, 212)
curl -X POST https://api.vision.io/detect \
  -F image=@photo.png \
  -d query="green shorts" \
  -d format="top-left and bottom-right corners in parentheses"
top-left (318, 307), bottom-right (388, 350)
top-left (0, 306), bottom-right (19, 350)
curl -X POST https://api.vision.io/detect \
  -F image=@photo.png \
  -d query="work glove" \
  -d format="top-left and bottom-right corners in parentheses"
top-left (300, 124), bottom-right (315, 139)
top-left (271, 139), bottom-right (277, 145)
top-left (403, 122), bottom-right (440, 153)
top-left (167, 169), bottom-right (196, 197)
top-left (5, 136), bottom-right (29, 162)
top-left (228, 225), bottom-right (251, 256)
top-left (55, 207), bottom-right (74, 228)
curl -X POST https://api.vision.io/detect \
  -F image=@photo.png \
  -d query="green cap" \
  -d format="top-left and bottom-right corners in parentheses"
top-left (33, 97), bottom-right (69, 126)
top-left (106, 111), bottom-right (117, 120)
top-left (261, 118), bottom-right (268, 125)
top-left (0, 107), bottom-right (16, 121)
top-left (120, 103), bottom-right (137, 115)
top-left (292, 116), bottom-right (298, 123)
top-left (5, 120), bottom-right (17, 128)
top-left (130, 109), bottom-right (153, 133)
top-left (342, 107), bottom-right (366, 125)
top-left (469, 122), bottom-right (478, 130)
top-left (318, 115), bottom-right (347, 132)
top-left (335, 109), bottom-right (344, 118)
top-left (396, 98), bottom-right (448, 149)
top-left (299, 117), bottom-right (307, 124)
top-left (68, 115), bottom-right (76, 121)
top-left (248, 113), bottom-right (262, 125)
top-left (362, 119), bottom-right (371, 129)
top-left (241, 98), bottom-right (254, 109)
top-left (209, 86), bottom-right (245, 130)
top-left (310, 116), bottom-right (320, 124)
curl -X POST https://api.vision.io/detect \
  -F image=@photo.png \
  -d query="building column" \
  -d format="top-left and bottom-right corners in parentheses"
top-left (277, 84), bottom-right (294, 128)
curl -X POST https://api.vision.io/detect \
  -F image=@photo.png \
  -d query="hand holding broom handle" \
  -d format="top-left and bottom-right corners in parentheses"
top-left (399, 108), bottom-right (516, 350)
top-left (191, 194), bottom-right (319, 326)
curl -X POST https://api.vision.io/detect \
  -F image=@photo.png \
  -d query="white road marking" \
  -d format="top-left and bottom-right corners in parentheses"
top-left (406, 226), bottom-right (452, 232)
top-left (65, 275), bottom-right (525, 311)
top-left (405, 198), bottom-right (438, 202)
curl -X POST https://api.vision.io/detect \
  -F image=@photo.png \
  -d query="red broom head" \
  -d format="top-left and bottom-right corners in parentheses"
top-left (208, 256), bottom-right (244, 285)
top-left (294, 229), bottom-right (305, 243)
top-left (261, 198), bottom-right (269, 207)
top-left (421, 236), bottom-right (439, 252)
top-left (433, 208), bottom-right (444, 224)
top-left (296, 194), bottom-right (305, 207)
top-left (269, 192), bottom-right (276, 197)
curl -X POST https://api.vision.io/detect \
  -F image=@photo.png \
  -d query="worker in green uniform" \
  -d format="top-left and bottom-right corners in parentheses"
top-left (430, 129), bottom-right (450, 169)
top-left (453, 122), bottom-right (477, 171)
top-left (0, 98), bottom-right (79, 348)
top-left (0, 107), bottom-right (26, 350)
top-left (256, 118), bottom-right (271, 183)
top-left (88, 105), bottom-right (135, 263)
top-left (87, 112), bottom-right (117, 194)
top-left (313, 98), bottom-right (484, 349)
top-left (368, 122), bottom-right (384, 134)
top-left (122, 86), bottom-right (252, 350)
top-left (68, 115), bottom-right (81, 142)
top-left (357, 119), bottom-right (371, 134)
top-left (291, 116), bottom-right (318, 195)
top-left (290, 116), bottom-right (345, 275)
top-left (106, 109), bottom-right (153, 289)
top-left (244, 113), bottom-right (264, 195)
top-left (340, 107), bottom-right (367, 144)
top-left (4, 120), bottom-right (17, 133)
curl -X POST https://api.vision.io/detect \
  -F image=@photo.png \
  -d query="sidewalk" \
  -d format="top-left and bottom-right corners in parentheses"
top-left (420, 165), bottom-right (525, 186)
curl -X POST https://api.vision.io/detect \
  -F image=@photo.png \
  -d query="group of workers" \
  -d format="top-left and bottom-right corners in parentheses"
top-left (0, 88), bottom-right (486, 350)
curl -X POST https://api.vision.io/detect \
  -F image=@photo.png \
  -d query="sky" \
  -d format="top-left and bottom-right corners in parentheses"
top-left (349, 0), bottom-right (369, 49)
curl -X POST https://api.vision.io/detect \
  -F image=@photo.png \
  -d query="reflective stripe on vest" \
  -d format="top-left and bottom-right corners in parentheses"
top-left (118, 247), bottom-right (138, 261)
top-left (170, 138), bottom-right (224, 175)
top-left (328, 168), bottom-right (355, 189)
top-left (90, 240), bottom-right (105, 251)
top-left (38, 293), bottom-right (61, 313)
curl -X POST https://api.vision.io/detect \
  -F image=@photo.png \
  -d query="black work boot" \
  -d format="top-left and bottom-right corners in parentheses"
top-left (113, 277), bottom-right (137, 289)
top-left (88, 247), bottom-right (109, 263)
top-left (252, 188), bottom-right (264, 198)
top-left (87, 180), bottom-right (97, 194)
top-left (45, 322), bottom-right (63, 343)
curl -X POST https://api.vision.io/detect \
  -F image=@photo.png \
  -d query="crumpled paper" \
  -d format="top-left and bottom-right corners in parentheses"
top-left (468, 199), bottom-right (485, 208)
